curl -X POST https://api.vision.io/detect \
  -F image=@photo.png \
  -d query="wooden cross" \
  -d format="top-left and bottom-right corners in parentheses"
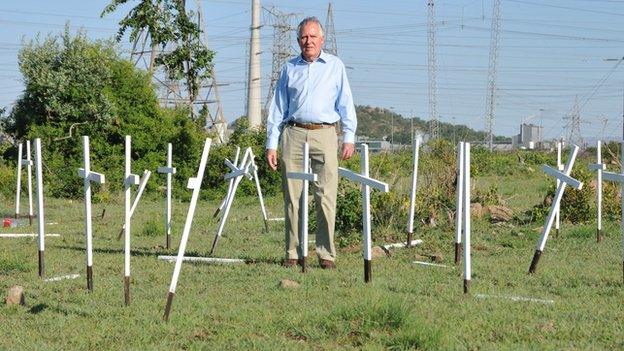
top-left (209, 147), bottom-right (268, 256)
top-left (163, 138), bottom-right (212, 322)
top-left (588, 140), bottom-right (605, 243)
top-left (339, 144), bottom-right (389, 283)
top-left (406, 134), bottom-right (422, 247)
top-left (123, 136), bottom-right (140, 305)
top-left (454, 142), bottom-right (472, 293)
top-left (157, 143), bottom-right (177, 250)
top-left (34, 138), bottom-right (45, 278)
top-left (598, 141), bottom-right (624, 283)
top-left (529, 145), bottom-right (582, 274)
top-left (77, 136), bottom-right (106, 291)
top-left (285, 142), bottom-right (318, 272)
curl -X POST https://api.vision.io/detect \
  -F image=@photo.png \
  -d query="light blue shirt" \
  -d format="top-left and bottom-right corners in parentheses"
top-left (266, 51), bottom-right (357, 150)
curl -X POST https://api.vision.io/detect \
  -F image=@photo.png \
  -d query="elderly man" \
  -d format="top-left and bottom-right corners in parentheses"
top-left (266, 16), bottom-right (357, 269)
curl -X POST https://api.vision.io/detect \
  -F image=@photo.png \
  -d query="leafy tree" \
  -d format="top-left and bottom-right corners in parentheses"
top-left (5, 27), bottom-right (207, 198)
top-left (101, 0), bottom-right (214, 103)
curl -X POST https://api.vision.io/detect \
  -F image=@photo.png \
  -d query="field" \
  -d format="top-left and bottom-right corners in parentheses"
top-left (1, 170), bottom-right (624, 350)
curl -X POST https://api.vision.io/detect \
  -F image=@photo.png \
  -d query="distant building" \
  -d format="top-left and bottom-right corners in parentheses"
top-left (512, 123), bottom-right (543, 149)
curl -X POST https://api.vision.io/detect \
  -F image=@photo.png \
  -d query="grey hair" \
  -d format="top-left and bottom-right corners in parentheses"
top-left (297, 17), bottom-right (324, 38)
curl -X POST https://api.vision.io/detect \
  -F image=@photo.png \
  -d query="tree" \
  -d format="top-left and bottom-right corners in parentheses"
top-left (6, 27), bottom-right (207, 198)
top-left (101, 0), bottom-right (214, 104)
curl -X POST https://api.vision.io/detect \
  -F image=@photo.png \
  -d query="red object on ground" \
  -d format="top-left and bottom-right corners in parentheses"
top-left (3, 218), bottom-right (11, 228)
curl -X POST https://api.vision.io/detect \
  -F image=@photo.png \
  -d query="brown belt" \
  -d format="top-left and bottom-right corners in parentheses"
top-left (287, 121), bottom-right (335, 130)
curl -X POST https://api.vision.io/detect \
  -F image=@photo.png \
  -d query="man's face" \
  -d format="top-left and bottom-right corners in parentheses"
top-left (298, 22), bottom-right (324, 62)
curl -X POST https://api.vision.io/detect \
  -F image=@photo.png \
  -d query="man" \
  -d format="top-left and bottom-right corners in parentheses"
top-left (266, 16), bottom-right (357, 269)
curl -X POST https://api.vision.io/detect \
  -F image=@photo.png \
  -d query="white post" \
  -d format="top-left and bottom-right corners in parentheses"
top-left (454, 142), bottom-right (465, 265)
top-left (597, 141), bottom-right (603, 242)
top-left (338, 144), bottom-right (389, 283)
top-left (529, 145), bottom-right (581, 273)
top-left (362, 144), bottom-right (372, 282)
top-left (123, 136), bottom-right (140, 305)
top-left (158, 143), bottom-right (176, 249)
top-left (406, 134), bottom-right (421, 247)
top-left (214, 146), bottom-right (240, 218)
top-left (78, 136), bottom-right (106, 291)
top-left (26, 140), bottom-right (34, 225)
top-left (285, 143), bottom-right (318, 272)
top-left (555, 141), bottom-right (562, 236)
top-left (163, 138), bottom-right (212, 322)
top-left (209, 148), bottom-right (252, 256)
top-left (34, 139), bottom-right (45, 278)
top-left (462, 143), bottom-right (471, 294)
top-left (15, 142), bottom-right (22, 219)
top-left (588, 141), bottom-right (605, 242)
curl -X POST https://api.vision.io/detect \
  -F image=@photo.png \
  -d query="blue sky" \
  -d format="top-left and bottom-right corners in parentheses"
top-left (1, 0), bottom-right (623, 141)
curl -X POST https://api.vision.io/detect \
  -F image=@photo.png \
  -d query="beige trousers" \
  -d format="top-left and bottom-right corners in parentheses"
top-left (280, 125), bottom-right (338, 261)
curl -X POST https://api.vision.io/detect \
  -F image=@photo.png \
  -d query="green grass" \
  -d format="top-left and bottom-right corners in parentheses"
top-left (1, 181), bottom-right (624, 350)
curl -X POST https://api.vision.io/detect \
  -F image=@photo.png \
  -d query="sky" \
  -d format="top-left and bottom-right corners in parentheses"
top-left (1, 0), bottom-right (623, 142)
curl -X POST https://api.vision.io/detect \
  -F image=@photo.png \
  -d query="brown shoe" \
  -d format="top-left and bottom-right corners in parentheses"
top-left (319, 259), bottom-right (336, 270)
top-left (282, 259), bottom-right (298, 267)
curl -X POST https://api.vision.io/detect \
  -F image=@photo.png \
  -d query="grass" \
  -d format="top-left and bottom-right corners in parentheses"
top-left (1, 175), bottom-right (624, 350)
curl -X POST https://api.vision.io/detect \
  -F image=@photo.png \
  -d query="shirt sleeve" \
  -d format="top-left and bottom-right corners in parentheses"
top-left (266, 66), bottom-right (289, 150)
top-left (335, 62), bottom-right (357, 144)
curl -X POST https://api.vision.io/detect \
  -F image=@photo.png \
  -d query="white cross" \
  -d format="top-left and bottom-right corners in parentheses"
top-left (588, 140), bottom-right (605, 242)
top-left (34, 138), bottom-right (45, 278)
top-left (164, 138), bottom-right (212, 322)
top-left (598, 141), bottom-right (624, 283)
top-left (213, 146), bottom-right (240, 218)
top-left (77, 136), bottom-right (106, 291)
top-left (285, 142), bottom-right (318, 272)
top-left (209, 147), bottom-right (268, 256)
top-left (339, 144), bottom-right (389, 283)
top-left (529, 144), bottom-right (582, 274)
top-left (122, 135), bottom-right (140, 306)
top-left (117, 169), bottom-right (151, 240)
top-left (15, 141), bottom-right (34, 223)
top-left (157, 143), bottom-right (177, 249)
top-left (406, 134), bottom-right (422, 247)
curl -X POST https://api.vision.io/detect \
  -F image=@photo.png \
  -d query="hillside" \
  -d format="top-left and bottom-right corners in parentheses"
top-left (355, 105), bottom-right (510, 144)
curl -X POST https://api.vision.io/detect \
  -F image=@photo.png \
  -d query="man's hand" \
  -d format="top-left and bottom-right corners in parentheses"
top-left (266, 149), bottom-right (278, 171)
top-left (341, 143), bottom-right (355, 160)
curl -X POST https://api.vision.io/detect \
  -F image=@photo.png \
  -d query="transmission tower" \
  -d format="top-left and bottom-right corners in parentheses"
top-left (427, 0), bottom-right (439, 140)
top-left (323, 2), bottom-right (338, 56)
top-left (563, 96), bottom-right (586, 148)
top-left (264, 7), bottom-right (297, 115)
top-left (484, 0), bottom-right (501, 150)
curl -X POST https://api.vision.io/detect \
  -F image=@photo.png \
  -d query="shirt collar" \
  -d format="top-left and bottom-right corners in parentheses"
top-left (297, 50), bottom-right (328, 64)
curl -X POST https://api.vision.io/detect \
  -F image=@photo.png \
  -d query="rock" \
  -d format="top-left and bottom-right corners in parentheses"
top-left (372, 246), bottom-right (388, 258)
top-left (470, 203), bottom-right (484, 219)
top-left (279, 279), bottom-right (300, 289)
top-left (487, 205), bottom-right (513, 222)
top-left (430, 253), bottom-right (444, 263)
top-left (5, 285), bottom-right (25, 306)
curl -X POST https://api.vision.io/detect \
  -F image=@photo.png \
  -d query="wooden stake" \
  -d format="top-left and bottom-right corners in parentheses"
top-left (26, 140), bottom-right (34, 226)
top-left (339, 144), bottom-right (389, 283)
top-left (123, 136), bottom-right (140, 306)
top-left (406, 134), bottom-right (421, 247)
top-left (15, 142), bottom-right (22, 219)
top-left (78, 136), bottom-right (106, 291)
top-left (34, 139), bottom-right (45, 278)
top-left (529, 145), bottom-right (581, 274)
top-left (163, 138), bottom-right (212, 321)
top-left (462, 143), bottom-right (471, 294)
